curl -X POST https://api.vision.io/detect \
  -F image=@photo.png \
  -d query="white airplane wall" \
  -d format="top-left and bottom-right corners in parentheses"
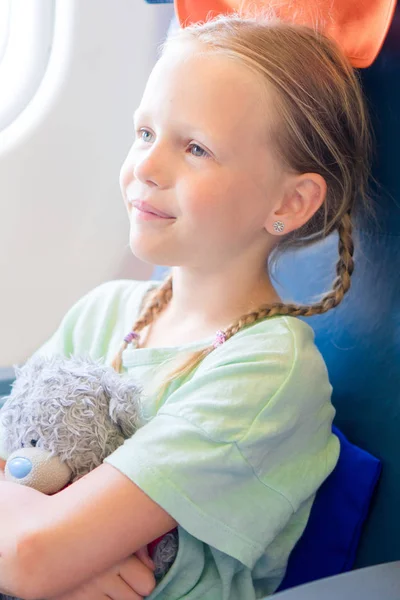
top-left (0, 0), bottom-right (174, 366)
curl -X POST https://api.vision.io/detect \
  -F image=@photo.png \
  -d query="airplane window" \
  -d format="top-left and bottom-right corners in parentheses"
top-left (0, 0), bottom-right (54, 132)
top-left (0, 0), bottom-right (11, 65)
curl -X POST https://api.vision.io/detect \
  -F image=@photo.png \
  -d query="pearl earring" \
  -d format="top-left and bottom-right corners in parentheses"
top-left (273, 220), bottom-right (285, 233)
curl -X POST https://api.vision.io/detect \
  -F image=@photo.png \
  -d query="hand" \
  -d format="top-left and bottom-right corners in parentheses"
top-left (0, 458), bottom-right (5, 481)
top-left (48, 548), bottom-right (156, 600)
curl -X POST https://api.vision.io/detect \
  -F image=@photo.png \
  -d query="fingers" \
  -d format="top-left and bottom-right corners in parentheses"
top-left (46, 553), bottom-right (156, 600)
top-left (134, 546), bottom-right (155, 571)
top-left (47, 575), bottom-right (146, 600)
top-left (104, 574), bottom-right (145, 600)
top-left (119, 554), bottom-right (156, 597)
top-left (53, 577), bottom-right (145, 600)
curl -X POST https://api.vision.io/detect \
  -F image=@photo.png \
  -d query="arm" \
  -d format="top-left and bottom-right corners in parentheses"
top-left (0, 482), bottom-right (53, 599)
top-left (13, 463), bottom-right (177, 599)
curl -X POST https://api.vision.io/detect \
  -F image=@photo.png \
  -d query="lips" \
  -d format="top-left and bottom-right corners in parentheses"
top-left (131, 200), bottom-right (174, 218)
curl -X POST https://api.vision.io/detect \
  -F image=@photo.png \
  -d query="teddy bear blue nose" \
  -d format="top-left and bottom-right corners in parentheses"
top-left (8, 457), bottom-right (33, 479)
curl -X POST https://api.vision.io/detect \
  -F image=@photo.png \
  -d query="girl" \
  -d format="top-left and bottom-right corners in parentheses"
top-left (0, 9), bottom-right (371, 600)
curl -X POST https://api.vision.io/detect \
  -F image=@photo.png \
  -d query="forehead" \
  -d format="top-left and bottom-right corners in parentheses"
top-left (137, 42), bottom-right (274, 145)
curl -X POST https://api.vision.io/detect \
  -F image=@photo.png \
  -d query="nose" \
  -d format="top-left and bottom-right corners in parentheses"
top-left (8, 456), bottom-right (33, 478)
top-left (132, 142), bottom-right (170, 188)
top-left (5, 447), bottom-right (73, 494)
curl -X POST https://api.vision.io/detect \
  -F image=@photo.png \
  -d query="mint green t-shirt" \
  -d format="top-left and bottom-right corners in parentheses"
top-left (0, 279), bottom-right (340, 599)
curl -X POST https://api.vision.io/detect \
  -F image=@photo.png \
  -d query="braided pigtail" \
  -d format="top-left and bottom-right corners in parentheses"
top-left (109, 210), bottom-right (354, 402)
top-left (111, 273), bottom-right (173, 373)
top-left (152, 210), bottom-right (355, 404)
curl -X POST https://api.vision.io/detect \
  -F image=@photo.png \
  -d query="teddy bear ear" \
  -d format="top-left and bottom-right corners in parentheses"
top-left (12, 354), bottom-right (46, 386)
top-left (106, 375), bottom-right (142, 439)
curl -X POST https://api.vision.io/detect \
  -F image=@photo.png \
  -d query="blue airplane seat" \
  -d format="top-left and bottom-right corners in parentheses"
top-left (152, 5), bottom-right (400, 569)
top-left (270, 6), bottom-right (400, 569)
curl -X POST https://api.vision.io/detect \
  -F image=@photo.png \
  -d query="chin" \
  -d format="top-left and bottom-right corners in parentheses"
top-left (128, 238), bottom-right (177, 267)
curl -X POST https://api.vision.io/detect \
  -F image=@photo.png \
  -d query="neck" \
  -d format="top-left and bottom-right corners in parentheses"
top-left (159, 265), bottom-right (282, 331)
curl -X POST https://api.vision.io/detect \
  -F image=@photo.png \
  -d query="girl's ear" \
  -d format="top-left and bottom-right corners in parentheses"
top-left (266, 172), bottom-right (327, 235)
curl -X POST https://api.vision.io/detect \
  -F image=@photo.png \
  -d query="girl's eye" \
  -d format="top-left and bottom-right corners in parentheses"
top-left (137, 129), bottom-right (152, 142)
top-left (188, 143), bottom-right (209, 159)
top-left (137, 129), bottom-right (210, 159)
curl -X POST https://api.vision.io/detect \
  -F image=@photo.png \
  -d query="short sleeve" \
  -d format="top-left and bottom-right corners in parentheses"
top-left (104, 317), bottom-right (340, 569)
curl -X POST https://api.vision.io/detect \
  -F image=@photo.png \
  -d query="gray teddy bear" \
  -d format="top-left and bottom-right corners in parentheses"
top-left (0, 354), bottom-right (178, 600)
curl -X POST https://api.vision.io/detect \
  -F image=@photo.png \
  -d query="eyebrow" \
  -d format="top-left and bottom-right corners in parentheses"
top-left (133, 110), bottom-right (206, 134)
top-left (132, 110), bottom-right (143, 121)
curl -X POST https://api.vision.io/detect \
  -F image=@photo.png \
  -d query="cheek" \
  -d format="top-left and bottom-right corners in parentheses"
top-left (183, 176), bottom-right (259, 248)
top-left (119, 143), bottom-right (139, 192)
top-left (119, 157), bottom-right (132, 194)
top-left (179, 171), bottom-right (237, 222)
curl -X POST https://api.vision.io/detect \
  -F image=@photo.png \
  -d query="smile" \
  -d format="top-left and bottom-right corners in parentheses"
top-left (133, 207), bottom-right (176, 221)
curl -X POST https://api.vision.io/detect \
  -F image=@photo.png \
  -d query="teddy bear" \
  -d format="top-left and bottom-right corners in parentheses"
top-left (0, 354), bottom-right (178, 600)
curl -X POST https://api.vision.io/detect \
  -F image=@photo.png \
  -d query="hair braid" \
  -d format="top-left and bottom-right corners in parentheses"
top-left (111, 274), bottom-right (173, 372)
top-left (111, 211), bottom-right (355, 397)
top-left (135, 274), bottom-right (173, 330)
top-left (219, 212), bottom-right (354, 331)
top-left (150, 211), bottom-right (355, 404)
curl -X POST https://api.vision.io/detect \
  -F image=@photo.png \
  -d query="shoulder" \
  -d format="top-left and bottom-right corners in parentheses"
top-left (53, 278), bottom-right (156, 339)
top-left (69, 278), bottom-right (158, 355)
top-left (199, 314), bottom-right (329, 400)
top-left (197, 314), bottom-right (320, 366)
top-left (33, 279), bottom-right (158, 362)
top-left (160, 316), bottom-right (332, 442)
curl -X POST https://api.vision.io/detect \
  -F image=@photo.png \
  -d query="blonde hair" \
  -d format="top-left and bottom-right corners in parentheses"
top-left (112, 12), bottom-right (372, 402)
